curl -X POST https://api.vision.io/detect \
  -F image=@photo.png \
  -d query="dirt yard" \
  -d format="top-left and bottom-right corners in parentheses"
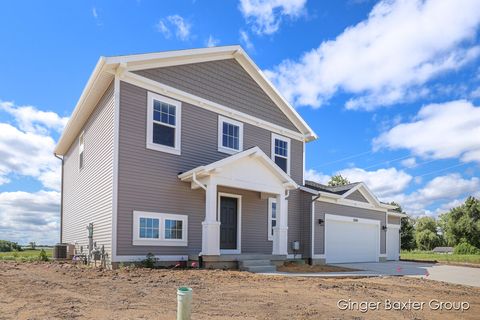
top-left (277, 262), bottom-right (359, 273)
top-left (1, 261), bottom-right (479, 319)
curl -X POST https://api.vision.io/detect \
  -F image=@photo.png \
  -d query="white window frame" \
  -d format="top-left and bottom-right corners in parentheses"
top-left (79, 131), bottom-right (85, 170)
top-left (133, 211), bottom-right (188, 246)
top-left (271, 133), bottom-right (291, 175)
top-left (217, 115), bottom-right (244, 155)
top-left (267, 198), bottom-right (288, 241)
top-left (146, 92), bottom-right (182, 155)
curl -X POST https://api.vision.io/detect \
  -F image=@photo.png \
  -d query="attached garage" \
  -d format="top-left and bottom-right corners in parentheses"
top-left (324, 214), bottom-right (380, 263)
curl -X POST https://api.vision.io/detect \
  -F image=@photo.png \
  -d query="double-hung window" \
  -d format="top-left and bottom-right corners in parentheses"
top-left (218, 115), bottom-right (243, 154)
top-left (146, 92), bottom-right (181, 155)
top-left (271, 133), bottom-right (290, 175)
top-left (79, 131), bottom-right (85, 170)
top-left (133, 211), bottom-right (188, 246)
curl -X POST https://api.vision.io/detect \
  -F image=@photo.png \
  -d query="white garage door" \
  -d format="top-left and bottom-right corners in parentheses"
top-left (387, 225), bottom-right (400, 260)
top-left (325, 214), bottom-right (379, 263)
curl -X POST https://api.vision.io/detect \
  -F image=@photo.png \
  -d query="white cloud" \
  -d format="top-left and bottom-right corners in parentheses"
top-left (0, 101), bottom-right (68, 134)
top-left (92, 7), bottom-right (98, 19)
top-left (401, 157), bottom-right (417, 168)
top-left (155, 15), bottom-right (191, 41)
top-left (239, 0), bottom-right (307, 35)
top-left (337, 167), bottom-right (412, 199)
top-left (0, 190), bottom-right (60, 244)
top-left (304, 168), bottom-right (330, 184)
top-left (0, 100), bottom-right (65, 191)
top-left (374, 100), bottom-right (480, 163)
top-left (265, 0), bottom-right (480, 109)
top-left (471, 86), bottom-right (480, 98)
top-left (393, 173), bottom-right (479, 215)
top-left (206, 35), bottom-right (220, 47)
top-left (240, 30), bottom-right (254, 50)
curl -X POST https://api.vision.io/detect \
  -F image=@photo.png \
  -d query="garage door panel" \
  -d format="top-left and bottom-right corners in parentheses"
top-left (325, 215), bottom-right (379, 263)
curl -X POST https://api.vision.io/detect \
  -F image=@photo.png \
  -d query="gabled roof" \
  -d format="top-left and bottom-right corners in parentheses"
top-left (178, 146), bottom-right (298, 190)
top-left (54, 45), bottom-right (317, 155)
top-left (303, 179), bottom-right (398, 211)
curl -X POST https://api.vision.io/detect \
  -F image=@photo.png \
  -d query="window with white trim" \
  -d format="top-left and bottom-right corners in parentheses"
top-left (133, 211), bottom-right (188, 246)
top-left (146, 92), bottom-right (181, 155)
top-left (79, 131), bottom-right (85, 170)
top-left (271, 133), bottom-right (290, 175)
top-left (268, 198), bottom-right (277, 241)
top-left (218, 115), bottom-right (243, 154)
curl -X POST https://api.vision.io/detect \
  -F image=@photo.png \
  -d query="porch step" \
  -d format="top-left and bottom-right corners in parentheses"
top-left (239, 259), bottom-right (276, 273)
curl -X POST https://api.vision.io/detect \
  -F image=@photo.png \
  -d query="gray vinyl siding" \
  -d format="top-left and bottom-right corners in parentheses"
top-left (345, 190), bottom-right (369, 203)
top-left (313, 201), bottom-right (387, 255)
top-left (62, 82), bottom-right (114, 258)
top-left (116, 81), bottom-right (304, 256)
top-left (388, 216), bottom-right (401, 225)
top-left (134, 59), bottom-right (300, 132)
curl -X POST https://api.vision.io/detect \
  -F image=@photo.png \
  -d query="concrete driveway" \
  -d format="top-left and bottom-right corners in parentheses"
top-left (332, 261), bottom-right (480, 287)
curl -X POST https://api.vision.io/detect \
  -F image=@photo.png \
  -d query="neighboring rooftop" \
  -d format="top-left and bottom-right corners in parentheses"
top-left (304, 180), bottom-right (360, 195)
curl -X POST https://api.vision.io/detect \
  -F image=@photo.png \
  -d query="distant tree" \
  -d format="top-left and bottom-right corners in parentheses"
top-left (0, 240), bottom-right (23, 252)
top-left (328, 174), bottom-right (350, 187)
top-left (390, 202), bottom-right (416, 250)
top-left (415, 216), bottom-right (441, 250)
top-left (441, 196), bottom-right (480, 248)
top-left (29, 242), bottom-right (36, 250)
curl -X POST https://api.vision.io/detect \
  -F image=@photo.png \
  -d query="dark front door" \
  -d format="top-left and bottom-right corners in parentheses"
top-left (220, 197), bottom-right (238, 250)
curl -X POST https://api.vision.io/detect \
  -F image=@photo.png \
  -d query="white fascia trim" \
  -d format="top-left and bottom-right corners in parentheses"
top-left (218, 192), bottom-right (242, 254)
top-left (271, 133), bottom-right (291, 176)
top-left (146, 91), bottom-right (182, 155)
top-left (217, 115), bottom-right (244, 155)
top-left (111, 75), bottom-right (121, 260)
top-left (113, 255), bottom-right (189, 262)
top-left (233, 49), bottom-right (317, 141)
top-left (387, 211), bottom-right (407, 218)
top-left (315, 196), bottom-right (389, 213)
top-left (121, 71), bottom-right (306, 142)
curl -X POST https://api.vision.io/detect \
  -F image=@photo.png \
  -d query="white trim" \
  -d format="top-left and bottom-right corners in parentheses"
top-left (315, 196), bottom-right (390, 213)
top-left (217, 115), bottom-right (244, 155)
top-left (271, 133), bottom-right (291, 175)
top-left (218, 193), bottom-right (242, 254)
top-left (55, 46), bottom-right (318, 155)
top-left (312, 254), bottom-right (325, 259)
top-left (387, 211), bottom-right (407, 218)
top-left (387, 223), bottom-right (401, 229)
top-left (386, 224), bottom-right (401, 261)
top-left (146, 91), bottom-right (182, 155)
top-left (287, 254), bottom-right (303, 259)
top-left (267, 198), bottom-right (277, 241)
top-left (132, 211), bottom-right (188, 246)
top-left (111, 75), bottom-right (120, 261)
top-left (324, 214), bottom-right (380, 263)
top-left (311, 197), bottom-right (315, 259)
top-left (113, 255), bottom-right (189, 262)
top-left (379, 254), bottom-right (387, 257)
top-left (122, 71), bottom-right (306, 142)
top-left (78, 131), bottom-right (85, 170)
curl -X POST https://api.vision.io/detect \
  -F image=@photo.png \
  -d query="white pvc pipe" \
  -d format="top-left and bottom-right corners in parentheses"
top-left (177, 287), bottom-right (192, 320)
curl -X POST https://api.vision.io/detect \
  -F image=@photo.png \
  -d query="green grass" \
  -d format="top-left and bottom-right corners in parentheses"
top-left (0, 249), bottom-right (53, 261)
top-left (401, 250), bottom-right (480, 264)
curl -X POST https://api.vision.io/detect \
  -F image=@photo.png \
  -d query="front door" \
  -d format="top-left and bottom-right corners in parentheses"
top-left (220, 196), bottom-right (238, 250)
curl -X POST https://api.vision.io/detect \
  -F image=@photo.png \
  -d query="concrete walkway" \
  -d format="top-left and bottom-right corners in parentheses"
top-left (332, 261), bottom-right (480, 287)
top-left (263, 261), bottom-right (480, 287)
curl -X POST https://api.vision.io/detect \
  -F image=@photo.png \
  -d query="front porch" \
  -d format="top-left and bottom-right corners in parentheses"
top-left (178, 147), bottom-right (298, 266)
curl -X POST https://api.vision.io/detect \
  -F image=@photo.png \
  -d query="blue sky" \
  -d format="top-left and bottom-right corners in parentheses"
top-left (1, 0), bottom-right (480, 244)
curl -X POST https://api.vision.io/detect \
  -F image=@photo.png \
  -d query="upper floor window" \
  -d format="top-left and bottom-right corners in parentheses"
top-left (79, 131), bottom-right (85, 170)
top-left (218, 115), bottom-right (243, 154)
top-left (146, 92), bottom-right (181, 155)
top-left (271, 133), bottom-right (290, 175)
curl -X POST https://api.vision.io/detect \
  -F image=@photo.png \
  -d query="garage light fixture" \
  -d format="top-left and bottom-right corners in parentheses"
top-left (318, 219), bottom-right (324, 225)
top-left (382, 225), bottom-right (388, 231)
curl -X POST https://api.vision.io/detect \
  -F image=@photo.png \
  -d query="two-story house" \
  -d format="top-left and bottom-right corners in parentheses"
top-left (54, 46), bottom-right (404, 270)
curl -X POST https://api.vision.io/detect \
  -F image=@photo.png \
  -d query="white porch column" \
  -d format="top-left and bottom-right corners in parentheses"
top-left (201, 181), bottom-right (220, 256)
top-left (272, 192), bottom-right (288, 255)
